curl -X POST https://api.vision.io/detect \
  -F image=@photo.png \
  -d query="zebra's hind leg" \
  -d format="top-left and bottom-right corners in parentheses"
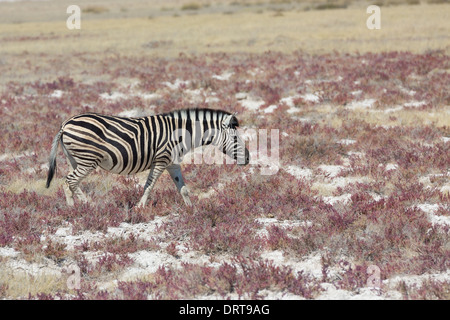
top-left (137, 163), bottom-right (166, 208)
top-left (64, 164), bottom-right (97, 206)
top-left (166, 163), bottom-right (192, 206)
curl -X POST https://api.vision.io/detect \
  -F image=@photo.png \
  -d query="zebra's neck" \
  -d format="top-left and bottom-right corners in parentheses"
top-left (164, 108), bottom-right (230, 151)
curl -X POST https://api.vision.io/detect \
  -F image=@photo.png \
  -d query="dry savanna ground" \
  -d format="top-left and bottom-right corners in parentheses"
top-left (0, 0), bottom-right (449, 300)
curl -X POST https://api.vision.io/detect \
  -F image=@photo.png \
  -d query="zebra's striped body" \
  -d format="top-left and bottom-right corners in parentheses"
top-left (46, 108), bottom-right (249, 207)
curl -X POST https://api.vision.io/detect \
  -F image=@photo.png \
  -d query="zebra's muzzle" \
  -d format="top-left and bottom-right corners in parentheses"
top-left (237, 148), bottom-right (250, 166)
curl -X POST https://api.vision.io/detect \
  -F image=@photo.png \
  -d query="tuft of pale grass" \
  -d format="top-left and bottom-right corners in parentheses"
top-left (181, 3), bottom-right (202, 11)
top-left (118, 270), bottom-right (157, 283)
top-left (351, 109), bottom-right (450, 128)
top-left (0, 266), bottom-right (67, 299)
top-left (6, 178), bottom-right (57, 196)
top-left (83, 6), bottom-right (109, 14)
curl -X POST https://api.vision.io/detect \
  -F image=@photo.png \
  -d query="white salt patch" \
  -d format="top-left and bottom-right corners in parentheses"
top-left (136, 92), bottom-right (161, 100)
top-left (101, 89), bottom-right (160, 102)
top-left (323, 193), bottom-right (352, 206)
top-left (313, 176), bottom-right (371, 194)
top-left (301, 93), bottom-right (320, 103)
top-left (442, 137), bottom-right (450, 143)
top-left (0, 151), bottom-right (34, 162)
top-left (248, 68), bottom-right (263, 76)
top-left (346, 99), bottom-right (376, 110)
top-left (338, 139), bottom-right (356, 145)
top-left (383, 106), bottom-right (404, 113)
top-left (285, 165), bottom-right (313, 180)
top-left (259, 290), bottom-right (304, 300)
top-left (318, 165), bottom-right (345, 178)
top-left (184, 88), bottom-right (205, 103)
top-left (305, 77), bottom-right (342, 85)
top-left (239, 97), bottom-right (265, 111)
top-left (0, 153), bottom-right (11, 162)
top-left (428, 213), bottom-right (450, 228)
top-left (369, 192), bottom-right (384, 202)
top-left (235, 92), bottom-right (247, 100)
top-left (100, 92), bottom-right (127, 100)
top-left (255, 217), bottom-right (278, 226)
top-left (163, 79), bottom-right (190, 90)
top-left (260, 250), bottom-right (324, 279)
top-left (385, 270), bottom-right (450, 289)
top-left (0, 247), bottom-right (19, 258)
top-left (185, 88), bottom-right (202, 97)
top-left (398, 85), bottom-right (416, 97)
top-left (51, 219), bottom-right (172, 252)
top-left (317, 285), bottom-right (388, 300)
top-left (333, 176), bottom-right (371, 189)
top-left (124, 251), bottom-right (177, 278)
top-left (286, 105), bottom-right (299, 114)
top-left (279, 95), bottom-right (305, 113)
top-left (416, 204), bottom-right (450, 227)
top-left (280, 95), bottom-right (298, 108)
top-left (55, 227), bottom-right (71, 237)
top-left (107, 216), bottom-right (168, 241)
top-left (9, 262), bottom-right (62, 278)
top-left (293, 252), bottom-right (327, 279)
top-left (280, 93), bottom-right (319, 111)
top-left (49, 90), bottom-right (63, 98)
top-left (255, 218), bottom-right (312, 230)
top-left (347, 151), bottom-right (365, 157)
top-left (123, 249), bottom-right (231, 281)
top-left (212, 71), bottom-right (234, 81)
top-left (441, 185), bottom-right (450, 195)
top-left (385, 163), bottom-right (398, 171)
top-left (51, 229), bottom-right (105, 251)
top-left (403, 101), bottom-right (426, 108)
top-left (264, 104), bottom-right (278, 113)
top-left (205, 96), bottom-right (220, 103)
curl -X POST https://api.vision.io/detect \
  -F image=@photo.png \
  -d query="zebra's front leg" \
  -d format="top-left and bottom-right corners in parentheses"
top-left (137, 163), bottom-right (166, 208)
top-left (166, 163), bottom-right (192, 207)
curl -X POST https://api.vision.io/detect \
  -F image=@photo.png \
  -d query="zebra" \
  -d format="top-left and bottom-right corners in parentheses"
top-left (45, 108), bottom-right (250, 207)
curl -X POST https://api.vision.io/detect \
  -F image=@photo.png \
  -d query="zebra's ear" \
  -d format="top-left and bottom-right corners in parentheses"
top-left (223, 114), bottom-right (232, 127)
top-left (223, 114), bottom-right (239, 128)
top-left (230, 115), bottom-right (239, 128)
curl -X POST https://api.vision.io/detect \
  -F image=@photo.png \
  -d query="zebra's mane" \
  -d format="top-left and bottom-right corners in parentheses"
top-left (161, 108), bottom-right (236, 124)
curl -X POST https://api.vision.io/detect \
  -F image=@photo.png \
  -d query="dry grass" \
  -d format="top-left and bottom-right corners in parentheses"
top-left (354, 109), bottom-right (450, 128)
top-left (0, 267), bottom-right (67, 299)
top-left (0, 2), bottom-right (448, 87)
top-left (0, 2), bottom-right (448, 58)
top-left (0, 1), bottom-right (450, 84)
top-left (1, 1), bottom-right (448, 87)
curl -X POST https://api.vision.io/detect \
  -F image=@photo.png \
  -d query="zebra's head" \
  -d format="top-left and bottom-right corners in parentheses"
top-left (220, 113), bottom-right (250, 166)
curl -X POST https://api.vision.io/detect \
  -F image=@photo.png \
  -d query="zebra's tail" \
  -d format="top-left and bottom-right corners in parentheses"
top-left (46, 129), bottom-right (63, 188)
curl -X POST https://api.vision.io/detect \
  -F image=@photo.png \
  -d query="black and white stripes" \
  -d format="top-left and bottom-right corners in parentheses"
top-left (46, 108), bottom-right (249, 207)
